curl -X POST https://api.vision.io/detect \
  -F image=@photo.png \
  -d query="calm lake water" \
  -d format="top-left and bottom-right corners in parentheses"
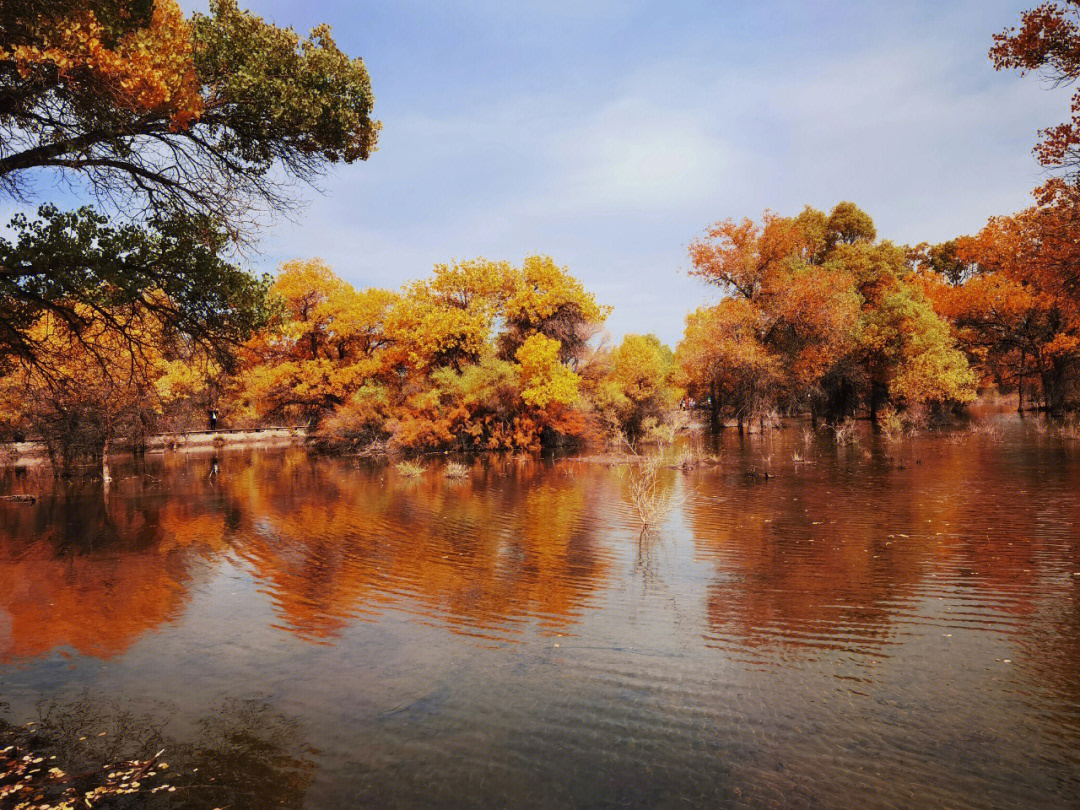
top-left (2, 418), bottom-right (1080, 808)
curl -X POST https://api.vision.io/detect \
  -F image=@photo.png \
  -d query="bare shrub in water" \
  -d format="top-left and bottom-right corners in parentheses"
top-left (762, 409), bottom-right (783, 430)
top-left (625, 454), bottom-right (676, 529)
top-left (832, 418), bottom-right (859, 445)
top-left (972, 420), bottom-right (1005, 441)
top-left (905, 404), bottom-right (929, 436)
top-left (878, 406), bottom-right (905, 443)
top-left (1058, 422), bottom-right (1080, 440)
top-left (674, 447), bottom-right (720, 471)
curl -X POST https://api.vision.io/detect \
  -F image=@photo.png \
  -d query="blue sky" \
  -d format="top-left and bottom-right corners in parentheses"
top-left (19, 1), bottom-right (1073, 344)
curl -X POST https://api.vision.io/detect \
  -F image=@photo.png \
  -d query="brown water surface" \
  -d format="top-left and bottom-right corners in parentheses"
top-left (2, 419), bottom-right (1079, 808)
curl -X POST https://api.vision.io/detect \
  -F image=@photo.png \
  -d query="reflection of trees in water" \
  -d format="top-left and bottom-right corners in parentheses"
top-left (0, 450), bottom-right (615, 659)
top-left (0, 695), bottom-right (315, 809)
top-left (0, 473), bottom-right (229, 661)
top-left (688, 431), bottom-right (1080, 657)
top-left (224, 454), bottom-right (613, 640)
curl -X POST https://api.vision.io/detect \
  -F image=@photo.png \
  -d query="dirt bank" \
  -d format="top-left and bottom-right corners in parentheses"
top-left (1, 427), bottom-right (308, 466)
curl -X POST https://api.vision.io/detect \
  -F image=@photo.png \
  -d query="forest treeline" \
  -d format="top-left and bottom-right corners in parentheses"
top-left (0, 252), bottom-right (681, 472)
top-left (1, 0), bottom-right (1080, 476)
top-left (677, 193), bottom-right (1080, 427)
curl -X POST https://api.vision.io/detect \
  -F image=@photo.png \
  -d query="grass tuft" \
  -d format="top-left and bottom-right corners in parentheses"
top-left (443, 461), bottom-right (469, 479)
top-left (395, 460), bottom-right (427, 477)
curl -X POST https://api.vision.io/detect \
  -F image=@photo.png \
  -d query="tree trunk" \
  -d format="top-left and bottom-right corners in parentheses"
top-left (1044, 368), bottom-right (1067, 416)
top-left (709, 380), bottom-right (720, 431)
top-left (1017, 351), bottom-right (1026, 414)
top-left (868, 382), bottom-right (887, 423)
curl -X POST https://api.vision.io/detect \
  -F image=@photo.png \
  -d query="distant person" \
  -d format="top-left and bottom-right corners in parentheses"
top-left (209, 408), bottom-right (218, 431)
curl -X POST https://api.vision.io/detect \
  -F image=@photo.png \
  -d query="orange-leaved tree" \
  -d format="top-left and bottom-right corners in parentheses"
top-left (0, 300), bottom-right (180, 476)
top-left (239, 259), bottom-right (398, 426)
top-left (920, 192), bottom-right (1080, 414)
top-left (682, 203), bottom-right (974, 424)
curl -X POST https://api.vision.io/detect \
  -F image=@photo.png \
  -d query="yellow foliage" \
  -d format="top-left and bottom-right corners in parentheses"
top-left (242, 259), bottom-right (397, 421)
top-left (11, 0), bottom-right (203, 129)
top-left (389, 258), bottom-right (512, 372)
top-left (516, 334), bottom-right (580, 408)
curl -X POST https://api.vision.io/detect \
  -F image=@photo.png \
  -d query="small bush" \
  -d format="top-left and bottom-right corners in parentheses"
top-left (674, 447), bottom-right (720, 471)
top-left (1058, 422), bottom-right (1080, 440)
top-left (624, 454), bottom-right (676, 529)
top-left (878, 406), bottom-right (905, 443)
top-left (443, 461), bottom-right (469, 479)
top-left (395, 460), bottom-right (427, 477)
top-left (832, 418), bottom-right (858, 445)
top-left (971, 420), bottom-right (1005, 441)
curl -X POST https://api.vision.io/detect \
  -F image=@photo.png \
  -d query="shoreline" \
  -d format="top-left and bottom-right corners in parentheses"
top-left (1, 427), bottom-right (309, 466)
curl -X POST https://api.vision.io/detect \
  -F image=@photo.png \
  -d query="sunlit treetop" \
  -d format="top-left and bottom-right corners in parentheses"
top-left (500, 255), bottom-right (610, 364)
top-left (688, 202), bottom-right (876, 300)
top-left (8, 0), bottom-right (202, 129)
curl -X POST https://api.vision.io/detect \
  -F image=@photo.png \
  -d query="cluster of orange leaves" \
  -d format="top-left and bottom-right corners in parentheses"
top-left (11, 0), bottom-right (202, 129)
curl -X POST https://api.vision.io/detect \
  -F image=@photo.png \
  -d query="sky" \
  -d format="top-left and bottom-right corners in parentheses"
top-left (15, 1), bottom-right (1073, 345)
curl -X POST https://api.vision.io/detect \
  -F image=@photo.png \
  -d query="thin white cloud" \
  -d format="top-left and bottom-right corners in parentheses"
top-left (533, 97), bottom-right (736, 214)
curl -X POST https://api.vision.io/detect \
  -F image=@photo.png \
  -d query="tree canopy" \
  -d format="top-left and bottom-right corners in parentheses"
top-left (0, 205), bottom-right (274, 374)
top-left (1, 0), bottom-right (379, 235)
top-left (991, 1), bottom-right (1080, 180)
top-left (678, 202), bottom-right (976, 424)
top-left (0, 0), bottom-right (378, 373)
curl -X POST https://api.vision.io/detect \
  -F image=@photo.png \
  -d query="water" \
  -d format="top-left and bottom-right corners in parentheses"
top-left (2, 418), bottom-right (1080, 808)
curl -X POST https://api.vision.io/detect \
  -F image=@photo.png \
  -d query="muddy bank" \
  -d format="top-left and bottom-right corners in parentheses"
top-left (1, 427), bottom-right (308, 466)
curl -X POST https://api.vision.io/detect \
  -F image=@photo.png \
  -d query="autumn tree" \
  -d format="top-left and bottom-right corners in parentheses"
top-left (0, 301), bottom-right (179, 476)
top-left (498, 255), bottom-right (609, 365)
top-left (675, 300), bottom-right (781, 429)
top-left (390, 258), bottom-right (512, 373)
top-left (922, 195), bottom-right (1080, 414)
top-left (0, 205), bottom-right (273, 375)
top-left (681, 203), bottom-right (975, 424)
top-left (991, 1), bottom-right (1080, 180)
top-left (240, 259), bottom-right (397, 425)
top-left (606, 334), bottom-right (677, 436)
top-left (1, 0), bottom-right (379, 234)
top-left (517, 333), bottom-right (581, 409)
top-left (0, 0), bottom-right (378, 373)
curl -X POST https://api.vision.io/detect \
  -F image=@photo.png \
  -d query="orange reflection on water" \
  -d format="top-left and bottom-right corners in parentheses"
top-left (0, 481), bottom-right (217, 660)
top-left (0, 452), bottom-right (615, 659)
top-left (225, 455), bottom-right (613, 641)
top-left (688, 430), bottom-right (1078, 657)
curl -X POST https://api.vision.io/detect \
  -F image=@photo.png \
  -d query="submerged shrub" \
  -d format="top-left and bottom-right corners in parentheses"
top-left (624, 454), bottom-right (676, 529)
top-left (395, 460), bottom-right (427, 477)
top-left (878, 405), bottom-right (905, 443)
top-left (443, 461), bottom-right (469, 479)
top-left (832, 418), bottom-right (859, 445)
